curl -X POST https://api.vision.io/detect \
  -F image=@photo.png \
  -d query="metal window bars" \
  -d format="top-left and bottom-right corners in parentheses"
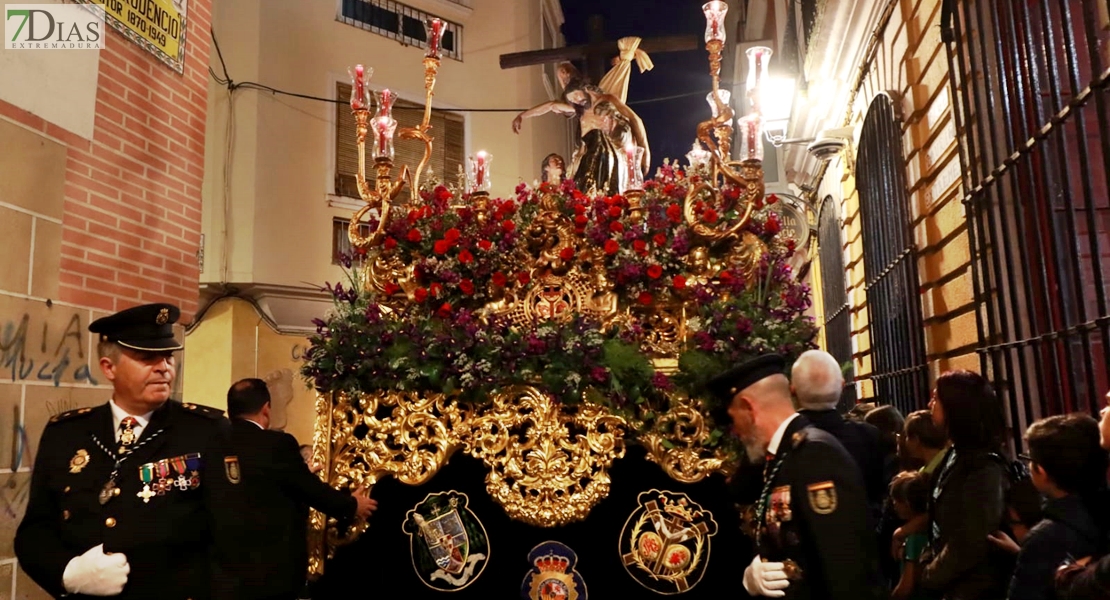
top-left (943, 0), bottom-right (1110, 450)
top-left (818, 195), bottom-right (858, 410)
top-left (339, 0), bottom-right (463, 61)
top-left (856, 93), bottom-right (931, 417)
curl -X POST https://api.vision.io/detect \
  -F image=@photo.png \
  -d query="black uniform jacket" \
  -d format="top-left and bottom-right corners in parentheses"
top-left (15, 401), bottom-right (245, 599)
top-left (230, 418), bottom-right (357, 599)
top-left (756, 415), bottom-right (885, 600)
top-left (797, 409), bottom-right (886, 512)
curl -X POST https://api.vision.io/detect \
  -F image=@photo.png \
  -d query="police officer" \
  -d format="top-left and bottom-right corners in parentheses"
top-left (15, 303), bottom-right (244, 599)
top-left (708, 354), bottom-right (883, 600)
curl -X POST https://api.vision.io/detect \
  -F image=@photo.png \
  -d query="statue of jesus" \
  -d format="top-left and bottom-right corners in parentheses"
top-left (512, 62), bottom-right (649, 196)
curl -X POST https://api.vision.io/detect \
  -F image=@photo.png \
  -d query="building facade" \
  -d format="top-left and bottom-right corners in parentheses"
top-left (763, 0), bottom-right (1110, 448)
top-left (0, 0), bottom-right (214, 595)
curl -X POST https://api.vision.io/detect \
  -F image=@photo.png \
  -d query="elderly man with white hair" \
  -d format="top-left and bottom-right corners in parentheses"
top-left (791, 350), bottom-right (886, 517)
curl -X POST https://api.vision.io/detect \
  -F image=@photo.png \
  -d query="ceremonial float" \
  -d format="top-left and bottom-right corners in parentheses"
top-left (302, 4), bottom-right (816, 598)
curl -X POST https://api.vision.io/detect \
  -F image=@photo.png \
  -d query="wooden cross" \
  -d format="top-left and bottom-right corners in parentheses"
top-left (499, 14), bottom-right (699, 84)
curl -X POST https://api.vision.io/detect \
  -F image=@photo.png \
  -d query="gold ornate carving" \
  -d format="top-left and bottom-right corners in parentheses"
top-left (459, 386), bottom-right (627, 527)
top-left (641, 398), bottom-right (733, 484)
top-left (307, 390), bottom-right (463, 577)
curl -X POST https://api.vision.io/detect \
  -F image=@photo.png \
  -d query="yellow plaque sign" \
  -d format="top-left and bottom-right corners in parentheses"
top-left (76, 0), bottom-right (187, 74)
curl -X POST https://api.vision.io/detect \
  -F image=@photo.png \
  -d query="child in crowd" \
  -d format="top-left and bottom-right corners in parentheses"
top-left (890, 470), bottom-right (932, 600)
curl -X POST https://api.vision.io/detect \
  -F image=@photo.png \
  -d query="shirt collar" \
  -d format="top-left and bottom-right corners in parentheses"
top-left (109, 398), bottom-right (154, 432)
top-left (767, 413), bottom-right (801, 456)
top-left (243, 418), bottom-right (265, 430)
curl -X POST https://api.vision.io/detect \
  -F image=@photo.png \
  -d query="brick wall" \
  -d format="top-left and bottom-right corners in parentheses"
top-left (0, 2), bottom-right (212, 595)
top-left (833, 0), bottom-right (977, 402)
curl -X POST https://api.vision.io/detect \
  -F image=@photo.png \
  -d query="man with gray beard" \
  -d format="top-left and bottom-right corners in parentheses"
top-left (708, 354), bottom-right (884, 600)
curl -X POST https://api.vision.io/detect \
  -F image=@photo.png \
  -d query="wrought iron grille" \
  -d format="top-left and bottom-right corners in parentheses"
top-left (818, 195), bottom-right (857, 410)
top-left (856, 94), bottom-right (931, 416)
top-left (339, 0), bottom-right (463, 61)
top-left (942, 0), bottom-right (1110, 448)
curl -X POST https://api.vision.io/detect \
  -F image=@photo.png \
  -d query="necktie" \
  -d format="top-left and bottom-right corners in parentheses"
top-left (118, 417), bottom-right (139, 454)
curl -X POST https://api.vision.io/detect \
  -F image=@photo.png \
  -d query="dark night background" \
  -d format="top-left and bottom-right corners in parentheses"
top-left (558, 0), bottom-right (717, 173)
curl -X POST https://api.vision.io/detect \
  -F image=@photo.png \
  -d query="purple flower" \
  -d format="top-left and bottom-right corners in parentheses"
top-left (590, 367), bottom-right (608, 383)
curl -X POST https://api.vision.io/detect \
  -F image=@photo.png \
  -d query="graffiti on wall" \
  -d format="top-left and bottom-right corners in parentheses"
top-left (1, 312), bottom-right (99, 386)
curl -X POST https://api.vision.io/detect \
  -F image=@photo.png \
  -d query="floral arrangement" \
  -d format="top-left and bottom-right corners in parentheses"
top-left (302, 164), bottom-right (816, 454)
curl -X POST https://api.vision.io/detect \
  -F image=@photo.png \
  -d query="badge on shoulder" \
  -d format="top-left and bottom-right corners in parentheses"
top-left (806, 481), bottom-right (837, 515)
top-left (224, 456), bottom-right (241, 484)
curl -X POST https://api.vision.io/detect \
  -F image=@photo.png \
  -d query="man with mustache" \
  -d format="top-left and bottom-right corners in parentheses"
top-left (708, 354), bottom-right (883, 599)
top-left (16, 303), bottom-right (244, 598)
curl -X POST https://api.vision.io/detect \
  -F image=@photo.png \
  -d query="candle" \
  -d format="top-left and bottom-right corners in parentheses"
top-left (702, 1), bottom-right (728, 44)
top-left (745, 46), bottom-right (772, 111)
top-left (467, 152), bottom-right (492, 193)
top-left (476, 151), bottom-right (486, 186)
top-left (424, 18), bottom-right (445, 59)
top-left (625, 142), bottom-right (637, 183)
top-left (349, 64), bottom-right (370, 110)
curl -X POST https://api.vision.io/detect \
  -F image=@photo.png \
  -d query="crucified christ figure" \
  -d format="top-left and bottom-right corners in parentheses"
top-left (512, 61), bottom-right (649, 196)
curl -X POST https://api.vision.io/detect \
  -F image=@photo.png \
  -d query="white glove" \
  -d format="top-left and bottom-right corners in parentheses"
top-left (62, 544), bottom-right (129, 596)
top-left (742, 554), bottom-right (790, 597)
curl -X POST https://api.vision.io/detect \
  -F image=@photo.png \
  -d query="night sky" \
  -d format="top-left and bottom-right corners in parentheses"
top-left (558, 0), bottom-right (715, 173)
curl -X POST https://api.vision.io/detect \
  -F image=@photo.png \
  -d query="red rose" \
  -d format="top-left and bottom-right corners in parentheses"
top-left (502, 220), bottom-right (515, 233)
top-left (703, 208), bottom-right (719, 224)
top-left (633, 240), bottom-right (647, 255)
top-left (456, 207), bottom-right (473, 221)
top-left (604, 240), bottom-right (619, 255)
top-left (573, 204), bottom-right (586, 215)
top-left (574, 214), bottom-right (588, 226)
top-left (430, 282), bottom-right (443, 297)
top-left (609, 221), bottom-right (624, 233)
top-left (719, 271), bottom-right (733, 283)
top-left (434, 240), bottom-right (449, 254)
top-left (786, 239), bottom-right (797, 252)
top-left (459, 249), bottom-right (474, 264)
top-left (647, 265), bottom-right (663, 279)
top-left (436, 302), bottom-right (452, 317)
top-left (383, 282), bottom-right (401, 295)
top-left (444, 228), bottom-right (461, 243)
top-left (673, 275), bottom-right (687, 290)
top-left (765, 215), bottom-right (781, 235)
top-left (608, 206), bottom-right (622, 218)
top-left (384, 237), bottom-right (398, 250)
top-left (517, 271), bottom-right (531, 285)
top-left (666, 204), bottom-right (682, 223)
top-left (638, 291), bottom-right (653, 306)
top-left (435, 186), bottom-right (452, 202)
top-left (492, 272), bottom-right (507, 287)
top-left (559, 247), bottom-right (575, 261)
top-left (502, 200), bottom-right (517, 214)
top-left (459, 279), bottom-right (475, 295)
top-left (479, 239), bottom-right (493, 251)
top-left (407, 228), bottom-right (422, 243)
top-left (653, 233), bottom-right (667, 247)
top-left (413, 287), bottom-right (428, 302)
top-left (766, 193), bottom-right (779, 205)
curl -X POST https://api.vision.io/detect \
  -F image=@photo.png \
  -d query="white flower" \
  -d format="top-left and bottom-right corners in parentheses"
top-left (686, 317), bottom-right (702, 332)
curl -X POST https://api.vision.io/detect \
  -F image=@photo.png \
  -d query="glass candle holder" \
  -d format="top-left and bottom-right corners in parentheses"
top-left (621, 142), bottom-right (645, 192)
top-left (424, 18), bottom-right (445, 59)
top-left (736, 114), bottom-right (764, 162)
top-left (686, 142), bottom-right (712, 171)
top-left (467, 151), bottom-right (492, 193)
top-left (371, 116), bottom-right (397, 161)
top-left (702, 1), bottom-right (728, 44)
top-left (706, 89), bottom-right (731, 119)
top-left (348, 64), bottom-right (372, 110)
top-left (745, 46), bottom-right (773, 111)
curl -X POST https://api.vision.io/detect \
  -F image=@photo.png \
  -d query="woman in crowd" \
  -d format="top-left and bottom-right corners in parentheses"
top-left (919, 370), bottom-right (1010, 599)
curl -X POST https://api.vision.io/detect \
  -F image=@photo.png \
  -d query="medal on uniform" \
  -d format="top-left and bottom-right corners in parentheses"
top-left (99, 480), bottom-right (117, 505)
top-left (154, 460), bottom-right (172, 495)
top-left (137, 462), bottom-right (156, 504)
top-left (171, 455), bottom-right (190, 490)
top-left (185, 453), bottom-right (202, 489)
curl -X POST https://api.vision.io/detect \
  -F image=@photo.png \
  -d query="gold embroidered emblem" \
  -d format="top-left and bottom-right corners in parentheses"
top-left (155, 308), bottom-right (169, 325)
top-left (69, 449), bottom-right (90, 473)
top-left (224, 456), bottom-right (241, 484)
top-left (807, 481), bottom-right (837, 515)
top-left (619, 490), bottom-right (718, 594)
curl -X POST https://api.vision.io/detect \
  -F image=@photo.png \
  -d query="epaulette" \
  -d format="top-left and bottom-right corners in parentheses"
top-left (49, 406), bottom-right (96, 424)
top-left (790, 429), bottom-right (808, 449)
top-left (181, 402), bottom-right (225, 418)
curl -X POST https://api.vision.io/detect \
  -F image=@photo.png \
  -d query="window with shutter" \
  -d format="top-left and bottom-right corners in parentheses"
top-left (335, 82), bottom-right (465, 202)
